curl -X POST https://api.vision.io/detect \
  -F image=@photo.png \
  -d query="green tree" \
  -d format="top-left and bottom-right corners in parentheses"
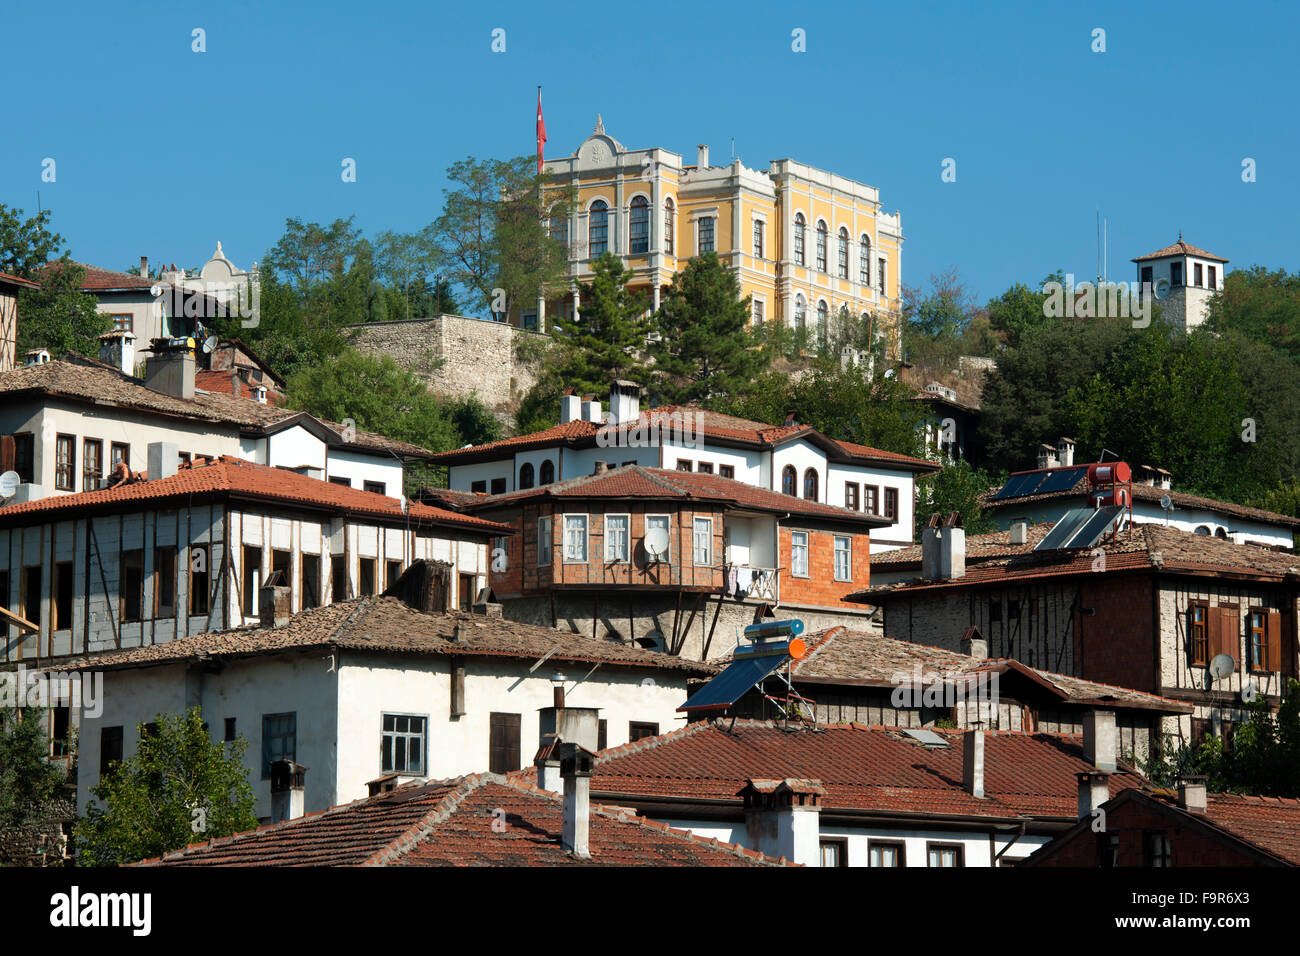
top-left (16, 261), bottom-right (111, 358)
top-left (75, 708), bottom-right (258, 866)
top-left (0, 707), bottom-right (69, 864)
top-left (492, 162), bottom-right (572, 324)
top-left (721, 357), bottom-right (926, 459)
top-left (0, 203), bottom-right (64, 277)
top-left (914, 459), bottom-right (1001, 536)
top-left (375, 230), bottom-right (436, 321)
top-left (985, 274), bottom-right (1061, 349)
top-left (1206, 265), bottom-right (1300, 362)
top-left (549, 252), bottom-right (650, 397)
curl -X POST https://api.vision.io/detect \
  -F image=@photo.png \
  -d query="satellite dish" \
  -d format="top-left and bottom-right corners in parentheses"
top-left (1159, 494), bottom-right (1172, 510)
top-left (644, 527), bottom-right (669, 559)
top-left (202, 335), bottom-right (219, 354)
top-left (0, 471), bottom-right (18, 500)
top-left (1154, 277), bottom-right (1171, 299)
top-left (883, 368), bottom-right (896, 379)
top-left (1208, 653), bottom-right (1236, 681)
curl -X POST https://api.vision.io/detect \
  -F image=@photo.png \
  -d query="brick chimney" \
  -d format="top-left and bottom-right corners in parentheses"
top-left (258, 570), bottom-right (292, 628)
top-left (738, 778), bottom-right (823, 866)
top-left (144, 338), bottom-right (195, 400)
top-left (960, 626), bottom-right (987, 659)
top-left (1037, 443), bottom-right (1058, 470)
top-left (98, 331), bottom-right (135, 375)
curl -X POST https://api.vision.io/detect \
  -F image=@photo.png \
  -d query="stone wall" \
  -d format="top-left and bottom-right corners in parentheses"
top-left (345, 315), bottom-right (547, 418)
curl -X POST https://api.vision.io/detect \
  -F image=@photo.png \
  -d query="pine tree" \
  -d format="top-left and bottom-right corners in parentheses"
top-left (649, 252), bottom-right (767, 405)
top-left (549, 252), bottom-right (650, 396)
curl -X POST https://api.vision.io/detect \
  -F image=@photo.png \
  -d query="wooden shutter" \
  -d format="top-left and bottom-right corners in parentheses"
top-left (1210, 607), bottom-right (1239, 665)
top-left (0, 434), bottom-right (14, 475)
top-left (1265, 611), bottom-right (1283, 674)
top-left (489, 712), bottom-right (521, 773)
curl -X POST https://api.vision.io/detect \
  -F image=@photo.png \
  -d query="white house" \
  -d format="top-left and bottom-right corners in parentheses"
top-left (0, 340), bottom-right (434, 505)
top-left (429, 381), bottom-right (938, 552)
top-left (1132, 235), bottom-right (1228, 331)
top-left (69, 590), bottom-right (713, 822)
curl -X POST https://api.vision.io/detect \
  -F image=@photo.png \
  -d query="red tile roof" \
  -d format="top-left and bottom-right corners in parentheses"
top-left (0, 271), bottom-right (40, 291)
top-left (981, 479), bottom-right (1300, 531)
top-left (138, 774), bottom-right (785, 866)
top-left (462, 465), bottom-right (889, 527)
top-left (0, 455), bottom-right (509, 534)
top-left (71, 594), bottom-right (715, 676)
top-left (1132, 239), bottom-right (1227, 263)
top-left (427, 406), bottom-right (937, 472)
top-left (582, 720), bottom-right (1148, 821)
top-left (763, 625), bottom-right (1189, 714)
top-left (857, 521), bottom-right (1300, 599)
top-left (37, 259), bottom-right (156, 291)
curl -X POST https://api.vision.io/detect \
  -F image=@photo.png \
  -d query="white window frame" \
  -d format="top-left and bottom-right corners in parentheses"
top-left (645, 514), bottom-right (671, 560)
top-left (834, 535), bottom-right (852, 582)
top-left (605, 513), bottom-right (631, 562)
top-left (537, 516), bottom-right (553, 566)
top-left (563, 514), bottom-right (589, 563)
top-left (381, 712), bottom-right (428, 775)
top-left (791, 531), bottom-right (810, 578)
top-left (693, 517), bottom-right (712, 566)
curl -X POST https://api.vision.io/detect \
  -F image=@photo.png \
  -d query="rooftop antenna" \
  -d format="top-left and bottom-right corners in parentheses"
top-left (1096, 208), bottom-right (1101, 288)
top-left (731, 136), bottom-right (735, 162)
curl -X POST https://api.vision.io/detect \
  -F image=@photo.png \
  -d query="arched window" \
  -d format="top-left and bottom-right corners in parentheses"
top-left (793, 213), bottom-right (806, 266)
top-left (664, 198), bottom-right (675, 255)
top-left (518, 462), bottom-right (535, 490)
top-left (1194, 525), bottom-right (1210, 535)
top-left (837, 227), bottom-right (849, 279)
top-left (1214, 527), bottom-right (1228, 539)
top-left (629, 196), bottom-right (649, 254)
top-left (803, 468), bottom-right (819, 501)
top-left (550, 215), bottom-right (569, 252)
top-left (782, 465), bottom-right (798, 496)
top-left (817, 299), bottom-right (829, 331)
top-left (589, 200), bottom-right (608, 257)
top-left (794, 294), bottom-right (806, 328)
top-left (539, 459), bottom-right (555, 485)
top-left (859, 234), bottom-right (872, 285)
top-left (815, 220), bottom-right (828, 272)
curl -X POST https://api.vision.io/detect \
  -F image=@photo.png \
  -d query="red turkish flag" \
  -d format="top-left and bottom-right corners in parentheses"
top-left (536, 89), bottom-right (547, 174)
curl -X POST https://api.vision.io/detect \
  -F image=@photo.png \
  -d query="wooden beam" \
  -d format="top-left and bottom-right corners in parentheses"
top-left (675, 593), bottom-right (703, 656)
top-left (0, 605), bottom-right (38, 633)
top-left (700, 595), bottom-right (726, 661)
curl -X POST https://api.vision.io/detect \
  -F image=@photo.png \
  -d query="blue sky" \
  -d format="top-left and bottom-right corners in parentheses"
top-left (3, 0), bottom-right (1296, 307)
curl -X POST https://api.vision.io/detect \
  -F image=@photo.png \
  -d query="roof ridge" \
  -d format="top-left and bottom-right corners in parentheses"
top-left (594, 718), bottom-right (715, 764)
top-left (362, 773), bottom-right (496, 865)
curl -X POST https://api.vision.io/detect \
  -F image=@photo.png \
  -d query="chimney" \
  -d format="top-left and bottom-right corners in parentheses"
top-left (939, 524), bottom-right (965, 579)
top-left (258, 570), bottom-right (292, 628)
top-left (536, 701), bottom-right (599, 794)
top-left (147, 441), bottom-right (179, 482)
top-left (783, 410), bottom-right (797, 427)
top-left (559, 741), bottom-right (596, 859)
top-left (25, 348), bottom-right (51, 366)
top-left (139, 255), bottom-right (149, 279)
top-left (1036, 443), bottom-right (1058, 470)
top-left (1057, 437), bottom-right (1075, 467)
top-left (1158, 468), bottom-right (1172, 491)
top-left (472, 598), bottom-right (503, 618)
top-left (1083, 708), bottom-right (1117, 772)
top-left (144, 338), bottom-right (195, 400)
top-left (738, 778), bottom-right (823, 866)
top-left (608, 380), bottom-right (640, 426)
top-left (270, 759), bottom-right (307, 822)
top-left (560, 392), bottom-right (582, 424)
top-left (920, 526), bottom-right (942, 581)
top-left (697, 144), bottom-right (709, 168)
top-left (535, 733), bottom-right (563, 793)
top-left (1009, 519), bottom-right (1028, 546)
top-left (1177, 777), bottom-right (1207, 813)
top-left (98, 331), bottom-right (135, 375)
top-left (962, 730), bottom-right (985, 798)
top-left (960, 626), bottom-right (988, 660)
top-left (593, 460), bottom-right (609, 475)
top-left (1076, 771), bottom-right (1110, 819)
top-left (581, 397), bottom-right (603, 423)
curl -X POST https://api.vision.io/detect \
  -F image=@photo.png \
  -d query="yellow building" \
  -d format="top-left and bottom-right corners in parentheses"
top-left (535, 117), bottom-right (903, 356)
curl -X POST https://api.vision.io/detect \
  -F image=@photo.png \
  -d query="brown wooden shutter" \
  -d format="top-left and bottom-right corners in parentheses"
top-left (1265, 611), bottom-right (1283, 674)
top-left (489, 712), bottom-right (521, 773)
top-left (1211, 607), bottom-right (1239, 665)
top-left (0, 434), bottom-right (14, 475)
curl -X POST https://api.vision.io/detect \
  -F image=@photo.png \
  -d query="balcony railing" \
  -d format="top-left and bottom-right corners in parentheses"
top-left (724, 565), bottom-right (779, 604)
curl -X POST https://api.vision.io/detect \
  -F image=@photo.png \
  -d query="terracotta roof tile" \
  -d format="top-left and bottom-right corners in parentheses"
top-left (1132, 239), bottom-right (1227, 263)
top-left (68, 594), bottom-right (717, 675)
top-left (0, 271), bottom-right (40, 290)
top-left (464, 465), bottom-right (888, 526)
top-left (139, 774), bottom-right (785, 866)
top-left (37, 259), bottom-right (156, 291)
top-left (586, 719), bottom-right (1148, 820)
top-left (0, 455), bottom-right (508, 533)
